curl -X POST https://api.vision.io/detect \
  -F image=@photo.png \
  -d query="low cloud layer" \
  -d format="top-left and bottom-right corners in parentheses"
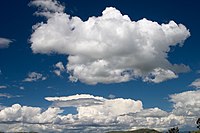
top-left (0, 91), bottom-right (200, 132)
top-left (29, 0), bottom-right (190, 84)
top-left (0, 37), bottom-right (12, 49)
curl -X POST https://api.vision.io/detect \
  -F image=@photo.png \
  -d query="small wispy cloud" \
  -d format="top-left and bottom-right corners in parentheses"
top-left (23, 72), bottom-right (47, 82)
top-left (108, 94), bottom-right (116, 99)
top-left (0, 93), bottom-right (21, 99)
top-left (190, 78), bottom-right (200, 89)
top-left (30, 0), bottom-right (190, 85)
top-left (0, 86), bottom-right (7, 89)
top-left (53, 62), bottom-right (65, 77)
top-left (0, 37), bottom-right (13, 49)
top-left (19, 86), bottom-right (25, 90)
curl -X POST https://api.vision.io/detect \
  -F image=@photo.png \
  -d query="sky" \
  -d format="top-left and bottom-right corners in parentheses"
top-left (0, 0), bottom-right (200, 132)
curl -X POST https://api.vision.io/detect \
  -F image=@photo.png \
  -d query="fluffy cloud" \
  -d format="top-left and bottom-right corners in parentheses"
top-left (0, 104), bottom-right (66, 132)
top-left (0, 37), bottom-right (12, 49)
top-left (1, 92), bottom-right (200, 132)
top-left (170, 90), bottom-right (200, 116)
top-left (170, 90), bottom-right (200, 127)
top-left (44, 94), bottom-right (186, 131)
top-left (23, 72), bottom-right (47, 82)
top-left (29, 0), bottom-right (190, 84)
top-left (29, 0), bottom-right (64, 18)
top-left (190, 78), bottom-right (200, 89)
top-left (0, 95), bottom-right (143, 132)
top-left (53, 62), bottom-right (65, 76)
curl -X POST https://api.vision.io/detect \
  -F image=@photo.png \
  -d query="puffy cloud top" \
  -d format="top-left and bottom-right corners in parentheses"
top-left (30, 0), bottom-right (190, 84)
top-left (170, 90), bottom-right (200, 116)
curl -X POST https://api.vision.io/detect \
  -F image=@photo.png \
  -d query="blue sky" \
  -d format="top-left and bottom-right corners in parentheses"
top-left (0, 0), bottom-right (200, 132)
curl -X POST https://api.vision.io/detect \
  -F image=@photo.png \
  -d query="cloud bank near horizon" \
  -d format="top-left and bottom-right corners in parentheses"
top-left (29, 0), bottom-right (190, 85)
top-left (0, 90), bottom-right (200, 132)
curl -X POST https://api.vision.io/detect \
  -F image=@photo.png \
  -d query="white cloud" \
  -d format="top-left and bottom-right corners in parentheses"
top-left (29, 0), bottom-right (65, 18)
top-left (0, 104), bottom-right (63, 126)
top-left (53, 62), bottom-right (65, 76)
top-left (117, 112), bottom-right (185, 131)
top-left (0, 93), bottom-right (194, 132)
top-left (29, 0), bottom-right (190, 84)
top-left (2, 91), bottom-right (200, 132)
top-left (190, 78), bottom-right (200, 89)
top-left (44, 94), bottom-right (187, 131)
top-left (0, 93), bottom-right (21, 99)
top-left (170, 90), bottom-right (200, 128)
top-left (0, 86), bottom-right (7, 89)
top-left (143, 68), bottom-right (178, 83)
top-left (45, 94), bottom-right (106, 107)
top-left (0, 93), bottom-right (12, 98)
top-left (170, 90), bottom-right (200, 116)
top-left (23, 72), bottom-right (47, 82)
top-left (19, 86), bottom-right (25, 90)
top-left (108, 94), bottom-right (116, 99)
top-left (0, 37), bottom-right (12, 49)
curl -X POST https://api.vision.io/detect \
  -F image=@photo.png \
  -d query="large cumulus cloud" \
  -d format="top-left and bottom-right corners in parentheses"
top-left (29, 0), bottom-right (190, 84)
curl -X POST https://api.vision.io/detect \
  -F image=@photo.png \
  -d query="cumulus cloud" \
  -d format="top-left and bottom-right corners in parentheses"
top-left (29, 0), bottom-right (190, 84)
top-left (23, 72), bottom-right (47, 82)
top-left (190, 78), bottom-right (200, 89)
top-left (44, 94), bottom-right (187, 131)
top-left (170, 90), bottom-right (200, 116)
top-left (0, 37), bottom-right (12, 49)
top-left (170, 90), bottom-right (200, 127)
top-left (1, 93), bottom-right (196, 132)
top-left (0, 104), bottom-right (65, 133)
top-left (53, 62), bottom-right (65, 76)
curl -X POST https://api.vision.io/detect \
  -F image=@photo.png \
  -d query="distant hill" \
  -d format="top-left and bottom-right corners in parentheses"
top-left (107, 129), bottom-right (200, 133)
top-left (191, 131), bottom-right (200, 133)
top-left (107, 128), bottom-right (161, 133)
